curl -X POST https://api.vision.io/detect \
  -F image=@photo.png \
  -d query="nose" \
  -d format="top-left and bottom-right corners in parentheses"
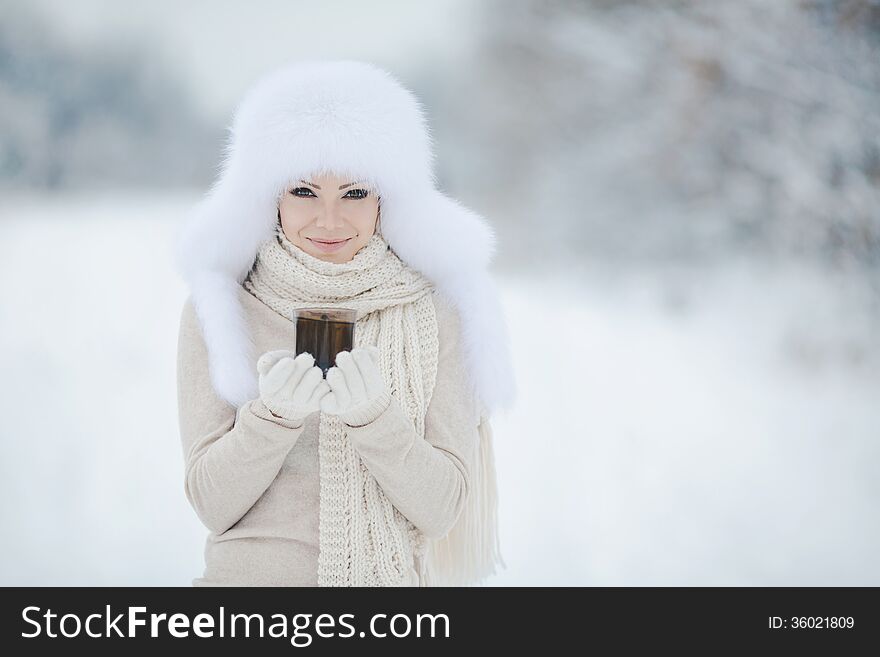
top-left (315, 203), bottom-right (345, 230)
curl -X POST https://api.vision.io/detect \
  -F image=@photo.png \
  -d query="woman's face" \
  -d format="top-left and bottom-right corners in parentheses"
top-left (278, 172), bottom-right (380, 264)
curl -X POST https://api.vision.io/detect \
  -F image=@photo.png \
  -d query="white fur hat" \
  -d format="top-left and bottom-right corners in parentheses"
top-left (172, 58), bottom-right (516, 418)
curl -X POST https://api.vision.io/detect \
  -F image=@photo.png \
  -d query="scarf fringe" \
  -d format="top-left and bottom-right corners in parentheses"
top-left (421, 410), bottom-right (506, 586)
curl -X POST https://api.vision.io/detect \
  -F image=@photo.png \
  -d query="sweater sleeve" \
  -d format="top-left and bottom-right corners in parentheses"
top-left (176, 297), bottom-right (308, 535)
top-left (342, 293), bottom-right (480, 539)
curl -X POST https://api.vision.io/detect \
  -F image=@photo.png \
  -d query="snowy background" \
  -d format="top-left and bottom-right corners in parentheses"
top-left (1, 0), bottom-right (878, 586)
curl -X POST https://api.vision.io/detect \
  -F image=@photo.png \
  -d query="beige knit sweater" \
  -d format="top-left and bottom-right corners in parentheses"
top-left (176, 283), bottom-right (480, 586)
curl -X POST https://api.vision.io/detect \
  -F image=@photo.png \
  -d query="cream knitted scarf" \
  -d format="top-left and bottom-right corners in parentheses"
top-left (243, 223), bottom-right (438, 586)
top-left (243, 222), bottom-right (506, 587)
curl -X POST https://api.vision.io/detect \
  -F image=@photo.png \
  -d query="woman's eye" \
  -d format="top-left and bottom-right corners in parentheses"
top-left (344, 188), bottom-right (369, 199)
top-left (291, 187), bottom-right (316, 197)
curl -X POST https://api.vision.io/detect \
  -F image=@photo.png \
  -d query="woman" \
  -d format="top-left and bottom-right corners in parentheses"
top-left (174, 59), bottom-right (516, 587)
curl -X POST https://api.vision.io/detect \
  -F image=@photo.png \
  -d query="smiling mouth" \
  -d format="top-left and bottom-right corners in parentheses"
top-left (307, 237), bottom-right (352, 252)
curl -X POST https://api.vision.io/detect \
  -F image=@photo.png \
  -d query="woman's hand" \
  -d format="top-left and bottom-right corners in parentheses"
top-left (320, 346), bottom-right (393, 426)
top-left (257, 350), bottom-right (330, 424)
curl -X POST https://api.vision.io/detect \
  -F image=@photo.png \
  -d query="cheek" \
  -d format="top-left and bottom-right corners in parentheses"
top-left (351, 201), bottom-right (379, 229)
top-left (279, 201), bottom-right (312, 231)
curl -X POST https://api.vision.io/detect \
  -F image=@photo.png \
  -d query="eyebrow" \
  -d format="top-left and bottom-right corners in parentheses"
top-left (300, 180), bottom-right (362, 190)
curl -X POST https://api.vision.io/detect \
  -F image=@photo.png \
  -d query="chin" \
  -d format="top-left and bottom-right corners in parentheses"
top-left (316, 249), bottom-right (353, 263)
top-left (297, 239), bottom-right (351, 262)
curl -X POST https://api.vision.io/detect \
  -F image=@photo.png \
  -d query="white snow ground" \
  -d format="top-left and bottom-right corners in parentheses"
top-left (0, 191), bottom-right (877, 586)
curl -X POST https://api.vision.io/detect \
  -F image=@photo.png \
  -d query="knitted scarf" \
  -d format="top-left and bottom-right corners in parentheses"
top-left (243, 222), bottom-right (439, 585)
top-left (243, 222), bottom-right (505, 586)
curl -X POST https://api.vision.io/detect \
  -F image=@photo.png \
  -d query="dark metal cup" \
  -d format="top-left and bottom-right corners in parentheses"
top-left (292, 308), bottom-right (357, 377)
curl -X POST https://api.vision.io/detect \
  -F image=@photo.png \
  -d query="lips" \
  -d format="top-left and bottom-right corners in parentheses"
top-left (308, 237), bottom-right (352, 253)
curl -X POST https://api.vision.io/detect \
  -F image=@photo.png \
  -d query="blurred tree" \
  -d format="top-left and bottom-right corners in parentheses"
top-left (440, 0), bottom-right (880, 273)
top-left (0, 7), bottom-right (220, 191)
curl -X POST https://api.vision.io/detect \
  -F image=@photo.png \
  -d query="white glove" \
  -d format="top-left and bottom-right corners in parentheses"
top-left (257, 350), bottom-right (330, 424)
top-left (320, 345), bottom-right (393, 426)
